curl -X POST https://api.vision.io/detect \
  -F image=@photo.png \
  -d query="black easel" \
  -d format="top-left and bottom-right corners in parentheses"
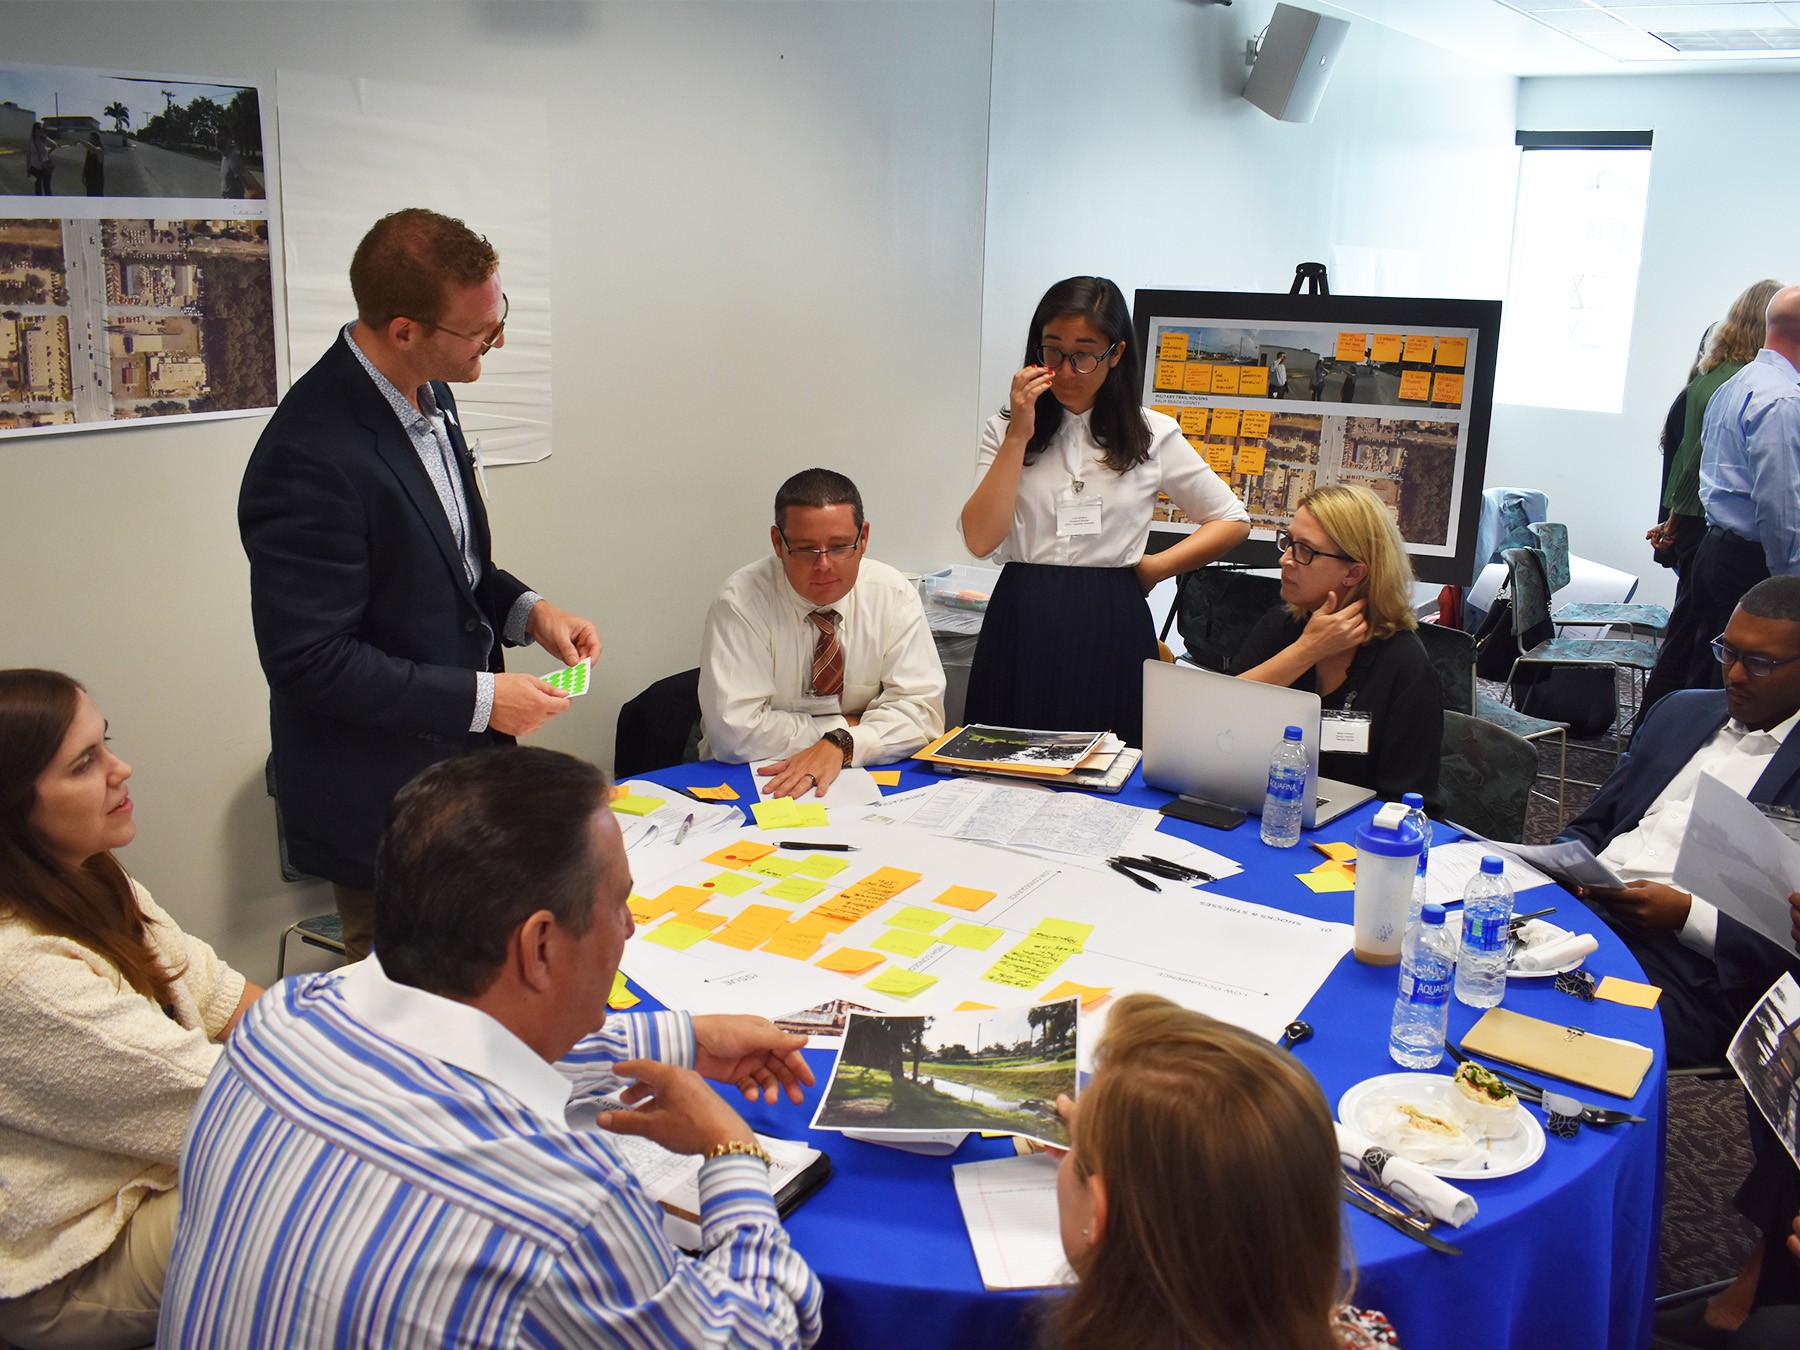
top-left (1288, 262), bottom-right (1330, 297)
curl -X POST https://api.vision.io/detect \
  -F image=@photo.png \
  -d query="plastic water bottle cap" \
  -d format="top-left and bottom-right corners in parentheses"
top-left (1402, 792), bottom-right (1424, 810)
top-left (1480, 855), bottom-right (1505, 875)
top-left (1421, 903), bottom-right (1446, 925)
top-left (1284, 725), bottom-right (1303, 741)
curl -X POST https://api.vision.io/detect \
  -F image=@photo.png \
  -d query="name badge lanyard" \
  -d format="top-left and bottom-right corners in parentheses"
top-left (1322, 683), bottom-right (1372, 754)
top-left (1055, 444), bottom-right (1103, 538)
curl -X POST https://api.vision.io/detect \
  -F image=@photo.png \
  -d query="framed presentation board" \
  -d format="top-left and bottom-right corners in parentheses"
top-left (1131, 289), bottom-right (1501, 586)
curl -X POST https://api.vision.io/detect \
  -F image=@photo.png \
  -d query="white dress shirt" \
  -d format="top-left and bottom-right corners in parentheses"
top-left (968, 406), bottom-right (1248, 567)
top-left (1597, 709), bottom-right (1800, 957)
top-left (699, 554), bottom-right (946, 766)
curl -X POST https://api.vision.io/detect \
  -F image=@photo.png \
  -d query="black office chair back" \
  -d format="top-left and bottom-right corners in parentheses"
top-left (1173, 566), bottom-right (1283, 671)
top-left (1437, 710), bottom-right (1536, 843)
top-left (614, 668), bottom-right (702, 779)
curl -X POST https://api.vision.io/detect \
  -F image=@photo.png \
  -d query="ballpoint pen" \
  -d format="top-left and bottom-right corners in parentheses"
top-left (777, 841), bottom-right (859, 852)
top-left (1107, 857), bottom-right (1160, 891)
top-left (1128, 854), bottom-right (1217, 883)
top-left (674, 813), bottom-right (694, 845)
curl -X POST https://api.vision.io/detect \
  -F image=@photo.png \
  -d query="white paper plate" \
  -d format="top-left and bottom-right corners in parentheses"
top-left (1446, 914), bottom-right (1585, 979)
top-left (1338, 1073), bottom-right (1546, 1179)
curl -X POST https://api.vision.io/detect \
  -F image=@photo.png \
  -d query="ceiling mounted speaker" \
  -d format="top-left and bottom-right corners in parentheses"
top-left (1244, 4), bottom-right (1349, 124)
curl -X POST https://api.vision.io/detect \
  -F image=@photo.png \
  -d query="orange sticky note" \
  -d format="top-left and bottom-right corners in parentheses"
top-left (1370, 334), bottom-right (1403, 364)
top-left (1234, 445), bottom-right (1266, 477)
top-left (1209, 365), bottom-right (1241, 395)
top-left (1436, 336), bottom-right (1468, 368)
top-left (1397, 370), bottom-right (1432, 401)
top-left (705, 840), bottom-right (777, 869)
top-left (1335, 332), bottom-right (1367, 362)
top-left (955, 1001), bottom-right (998, 1012)
top-left (817, 947), bottom-right (886, 977)
top-left (688, 783), bottom-right (741, 801)
top-left (727, 904), bottom-right (790, 938)
top-left (1237, 366), bottom-right (1269, 397)
top-left (1313, 841), bottom-right (1357, 862)
top-left (1183, 361), bottom-right (1213, 392)
top-left (1043, 980), bottom-right (1112, 1010)
top-left (1154, 359), bottom-right (1185, 391)
top-left (1179, 406), bottom-right (1209, 436)
top-left (628, 893), bottom-right (674, 925)
top-left (1209, 408), bottom-right (1241, 438)
top-left (653, 885), bottom-right (710, 914)
top-left (1239, 409), bottom-right (1271, 439)
top-left (1204, 443), bottom-right (1233, 475)
top-left (1595, 976), bottom-right (1662, 1009)
top-left (1431, 372), bottom-right (1466, 405)
top-left (1158, 331), bottom-right (1189, 361)
top-left (870, 770), bottom-right (902, 786)
top-left (707, 925), bottom-right (766, 950)
top-left (1402, 334), bottom-right (1435, 363)
top-left (935, 885), bottom-right (998, 913)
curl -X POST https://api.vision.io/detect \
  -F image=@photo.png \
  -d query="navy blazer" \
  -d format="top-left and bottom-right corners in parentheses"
top-left (241, 334), bottom-right (531, 888)
top-left (1562, 688), bottom-right (1800, 997)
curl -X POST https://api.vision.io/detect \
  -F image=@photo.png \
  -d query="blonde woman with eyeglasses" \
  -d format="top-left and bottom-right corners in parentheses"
top-left (1230, 482), bottom-right (1440, 807)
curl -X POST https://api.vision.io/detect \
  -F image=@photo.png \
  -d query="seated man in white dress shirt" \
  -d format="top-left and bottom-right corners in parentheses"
top-left (700, 468), bottom-right (946, 799)
top-left (160, 747), bottom-right (822, 1348)
top-left (1560, 575), bottom-right (1800, 1068)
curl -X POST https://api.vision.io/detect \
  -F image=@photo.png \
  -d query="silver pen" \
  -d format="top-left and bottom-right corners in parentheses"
top-left (674, 813), bottom-right (694, 845)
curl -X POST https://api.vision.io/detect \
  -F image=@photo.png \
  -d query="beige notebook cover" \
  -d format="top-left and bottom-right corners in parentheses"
top-left (1461, 1007), bottom-right (1655, 1099)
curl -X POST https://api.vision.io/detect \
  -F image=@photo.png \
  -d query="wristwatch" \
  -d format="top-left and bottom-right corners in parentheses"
top-left (822, 727), bottom-right (854, 766)
top-left (703, 1139), bottom-right (773, 1166)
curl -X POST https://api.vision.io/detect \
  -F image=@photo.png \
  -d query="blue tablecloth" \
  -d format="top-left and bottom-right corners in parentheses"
top-left (626, 760), bottom-right (1665, 1350)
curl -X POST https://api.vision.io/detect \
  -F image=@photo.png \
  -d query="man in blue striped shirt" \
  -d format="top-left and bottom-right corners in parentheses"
top-left (160, 748), bottom-right (823, 1347)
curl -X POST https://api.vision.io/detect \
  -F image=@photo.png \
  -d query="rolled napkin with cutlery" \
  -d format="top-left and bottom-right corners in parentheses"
top-left (1512, 931), bottom-right (1599, 973)
top-left (1334, 1122), bottom-right (1478, 1228)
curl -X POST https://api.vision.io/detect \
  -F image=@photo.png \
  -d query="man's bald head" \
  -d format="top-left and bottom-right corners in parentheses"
top-left (1764, 285), bottom-right (1800, 361)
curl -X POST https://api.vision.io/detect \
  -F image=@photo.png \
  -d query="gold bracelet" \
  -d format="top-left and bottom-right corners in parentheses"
top-left (702, 1139), bottom-right (772, 1166)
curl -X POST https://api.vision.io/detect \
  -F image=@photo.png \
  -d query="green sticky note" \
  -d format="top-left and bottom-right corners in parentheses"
top-left (644, 921), bottom-right (711, 950)
top-left (751, 798), bottom-right (801, 830)
top-left (940, 923), bottom-right (1004, 951)
top-left (866, 968), bottom-right (939, 999)
top-left (764, 876), bottom-right (827, 903)
top-left (871, 928), bottom-right (937, 958)
top-left (746, 854), bottom-right (802, 879)
top-left (793, 853), bottom-right (852, 879)
top-left (885, 906), bottom-right (951, 934)
top-left (699, 872), bottom-right (760, 898)
top-left (541, 659), bottom-right (591, 696)
top-left (609, 795), bottom-right (661, 817)
top-left (1032, 918), bottom-right (1094, 949)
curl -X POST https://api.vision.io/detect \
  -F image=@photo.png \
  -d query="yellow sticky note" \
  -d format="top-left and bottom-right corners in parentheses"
top-left (886, 906), bottom-right (951, 934)
top-left (1298, 870), bottom-right (1356, 894)
top-left (790, 802), bottom-right (830, 828)
top-left (688, 783), bottom-right (741, 801)
top-left (674, 908), bottom-right (730, 931)
top-left (752, 798), bottom-right (801, 830)
top-left (935, 885), bottom-right (998, 913)
top-left (872, 928), bottom-right (937, 958)
top-left (746, 854), bottom-right (803, 879)
top-left (1210, 365), bottom-right (1241, 395)
top-left (1033, 918), bottom-right (1094, 948)
top-left (867, 968), bottom-right (939, 1000)
top-left (1154, 358), bottom-right (1185, 392)
top-left (705, 840), bottom-right (776, 869)
top-left (763, 876), bottom-right (827, 903)
top-left (1311, 860), bottom-right (1356, 882)
top-left (1183, 362), bottom-right (1213, 392)
top-left (792, 853), bottom-right (851, 879)
top-left (1158, 331), bottom-right (1189, 361)
top-left (955, 1001), bottom-right (997, 1012)
top-left (1313, 841), bottom-right (1357, 862)
top-left (1431, 372), bottom-right (1466, 405)
top-left (940, 922), bottom-right (1004, 951)
top-left (1209, 408), bottom-right (1241, 439)
top-left (1397, 370), bottom-right (1432, 401)
top-left (608, 971), bottom-right (640, 1009)
top-left (609, 795), bottom-right (661, 817)
top-left (1402, 334), bottom-right (1435, 363)
top-left (645, 921), bottom-right (712, 950)
top-left (1237, 366), bottom-right (1269, 397)
top-left (698, 872), bottom-right (760, 898)
top-left (1239, 408), bottom-right (1271, 439)
top-left (1043, 980), bottom-right (1112, 1010)
top-left (870, 770), bottom-right (902, 786)
top-left (1595, 976), bottom-right (1663, 1009)
top-left (1235, 445), bottom-right (1266, 477)
top-left (817, 947), bottom-right (886, 977)
top-left (1436, 336), bottom-right (1468, 368)
top-left (1204, 443), bottom-right (1233, 475)
top-left (762, 926), bottom-right (826, 961)
top-left (1335, 331), bottom-right (1367, 362)
top-left (1370, 334), bottom-right (1404, 364)
top-left (1179, 406), bottom-right (1209, 436)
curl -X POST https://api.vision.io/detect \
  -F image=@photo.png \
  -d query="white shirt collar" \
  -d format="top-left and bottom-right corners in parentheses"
top-left (1727, 706), bottom-right (1800, 745)
top-left (337, 954), bottom-right (572, 1122)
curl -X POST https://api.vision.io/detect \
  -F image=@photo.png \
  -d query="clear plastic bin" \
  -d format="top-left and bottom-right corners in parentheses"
top-left (919, 564), bottom-right (1000, 637)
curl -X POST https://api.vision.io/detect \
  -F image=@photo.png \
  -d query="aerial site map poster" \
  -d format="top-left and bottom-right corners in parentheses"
top-left (1131, 290), bottom-right (1501, 586)
top-left (0, 62), bottom-right (276, 438)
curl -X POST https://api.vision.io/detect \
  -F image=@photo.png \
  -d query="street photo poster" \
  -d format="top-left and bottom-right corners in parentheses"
top-left (1729, 972), bottom-right (1800, 1172)
top-left (0, 62), bottom-right (277, 438)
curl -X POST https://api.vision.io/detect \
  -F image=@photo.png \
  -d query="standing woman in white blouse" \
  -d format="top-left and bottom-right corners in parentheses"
top-left (960, 277), bottom-right (1250, 745)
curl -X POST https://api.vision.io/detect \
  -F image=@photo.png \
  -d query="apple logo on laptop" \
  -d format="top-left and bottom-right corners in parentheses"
top-left (1215, 728), bottom-right (1235, 755)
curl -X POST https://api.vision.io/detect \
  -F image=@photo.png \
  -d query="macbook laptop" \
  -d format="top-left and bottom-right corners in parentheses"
top-left (1140, 660), bottom-right (1376, 828)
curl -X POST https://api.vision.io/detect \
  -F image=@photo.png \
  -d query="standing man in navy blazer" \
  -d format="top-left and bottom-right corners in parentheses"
top-left (1560, 575), bottom-right (1800, 1068)
top-left (241, 209), bottom-right (600, 961)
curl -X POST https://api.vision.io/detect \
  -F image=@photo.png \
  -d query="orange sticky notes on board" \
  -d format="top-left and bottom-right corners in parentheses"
top-left (955, 1001), bottom-right (998, 1012)
top-left (1313, 841), bottom-right (1358, 862)
top-left (628, 893), bottom-right (673, 925)
top-left (1210, 365), bottom-right (1241, 395)
top-left (1179, 406), bottom-right (1209, 436)
top-left (1370, 334), bottom-right (1403, 364)
top-left (817, 947), bottom-right (885, 977)
top-left (708, 925), bottom-right (766, 950)
top-left (935, 885), bottom-right (998, 913)
top-left (1183, 362), bottom-right (1213, 393)
top-left (652, 885), bottom-right (710, 914)
top-left (1431, 372), bottom-right (1466, 405)
top-left (1234, 445), bottom-right (1266, 477)
top-left (1158, 331), bottom-right (1189, 361)
top-left (1335, 332), bottom-right (1367, 361)
top-left (1237, 366), bottom-right (1269, 397)
top-left (1435, 336), bottom-right (1468, 368)
top-left (1239, 409), bottom-right (1271, 438)
top-left (1209, 408), bottom-right (1241, 439)
top-left (706, 840), bottom-right (777, 869)
top-left (1043, 980), bottom-right (1113, 1010)
top-left (1398, 370), bottom-right (1432, 401)
top-left (1402, 334), bottom-right (1435, 363)
top-left (1595, 976), bottom-right (1662, 1009)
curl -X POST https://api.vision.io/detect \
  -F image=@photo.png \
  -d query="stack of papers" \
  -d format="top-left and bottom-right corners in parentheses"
top-left (610, 780), bottom-right (743, 853)
top-left (917, 725), bottom-right (1111, 779)
top-left (951, 1154), bottom-right (1072, 1290)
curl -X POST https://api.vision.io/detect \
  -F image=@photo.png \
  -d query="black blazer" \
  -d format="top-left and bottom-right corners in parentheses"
top-left (1562, 688), bottom-right (1800, 996)
top-left (241, 334), bottom-right (531, 888)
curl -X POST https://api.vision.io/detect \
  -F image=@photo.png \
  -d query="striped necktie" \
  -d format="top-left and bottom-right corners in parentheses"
top-left (808, 609), bottom-right (844, 697)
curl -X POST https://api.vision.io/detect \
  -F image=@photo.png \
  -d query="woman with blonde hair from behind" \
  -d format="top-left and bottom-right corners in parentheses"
top-left (1230, 481), bottom-right (1441, 807)
top-left (1046, 994), bottom-right (1397, 1350)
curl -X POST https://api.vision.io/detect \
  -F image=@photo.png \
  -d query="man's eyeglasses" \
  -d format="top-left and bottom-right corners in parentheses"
top-left (1276, 528), bottom-right (1355, 567)
top-left (1037, 342), bottom-right (1119, 374)
top-left (1711, 636), bottom-right (1800, 678)
top-left (423, 293), bottom-right (508, 355)
top-left (780, 529), bottom-right (862, 563)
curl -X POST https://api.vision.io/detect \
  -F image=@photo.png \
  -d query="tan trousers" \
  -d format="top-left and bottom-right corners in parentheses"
top-left (332, 882), bottom-right (375, 963)
top-left (0, 1187), bottom-right (178, 1350)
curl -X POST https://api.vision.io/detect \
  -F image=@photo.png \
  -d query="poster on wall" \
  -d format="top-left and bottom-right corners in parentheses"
top-left (1131, 290), bottom-right (1501, 587)
top-left (0, 62), bottom-right (277, 439)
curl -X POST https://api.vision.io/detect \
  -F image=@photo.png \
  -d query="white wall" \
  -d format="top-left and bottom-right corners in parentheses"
top-left (2, 0), bottom-right (993, 976)
top-left (1496, 73), bottom-right (1800, 607)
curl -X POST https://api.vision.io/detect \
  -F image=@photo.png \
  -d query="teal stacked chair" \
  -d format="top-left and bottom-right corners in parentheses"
top-left (1529, 521), bottom-right (1669, 644)
top-left (1437, 710), bottom-right (1538, 843)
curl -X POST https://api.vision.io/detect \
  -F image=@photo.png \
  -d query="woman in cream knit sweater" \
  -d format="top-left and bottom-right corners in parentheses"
top-left (0, 669), bottom-right (262, 1350)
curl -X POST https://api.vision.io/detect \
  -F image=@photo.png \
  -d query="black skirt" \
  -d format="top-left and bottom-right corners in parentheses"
top-left (964, 561), bottom-right (1156, 746)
